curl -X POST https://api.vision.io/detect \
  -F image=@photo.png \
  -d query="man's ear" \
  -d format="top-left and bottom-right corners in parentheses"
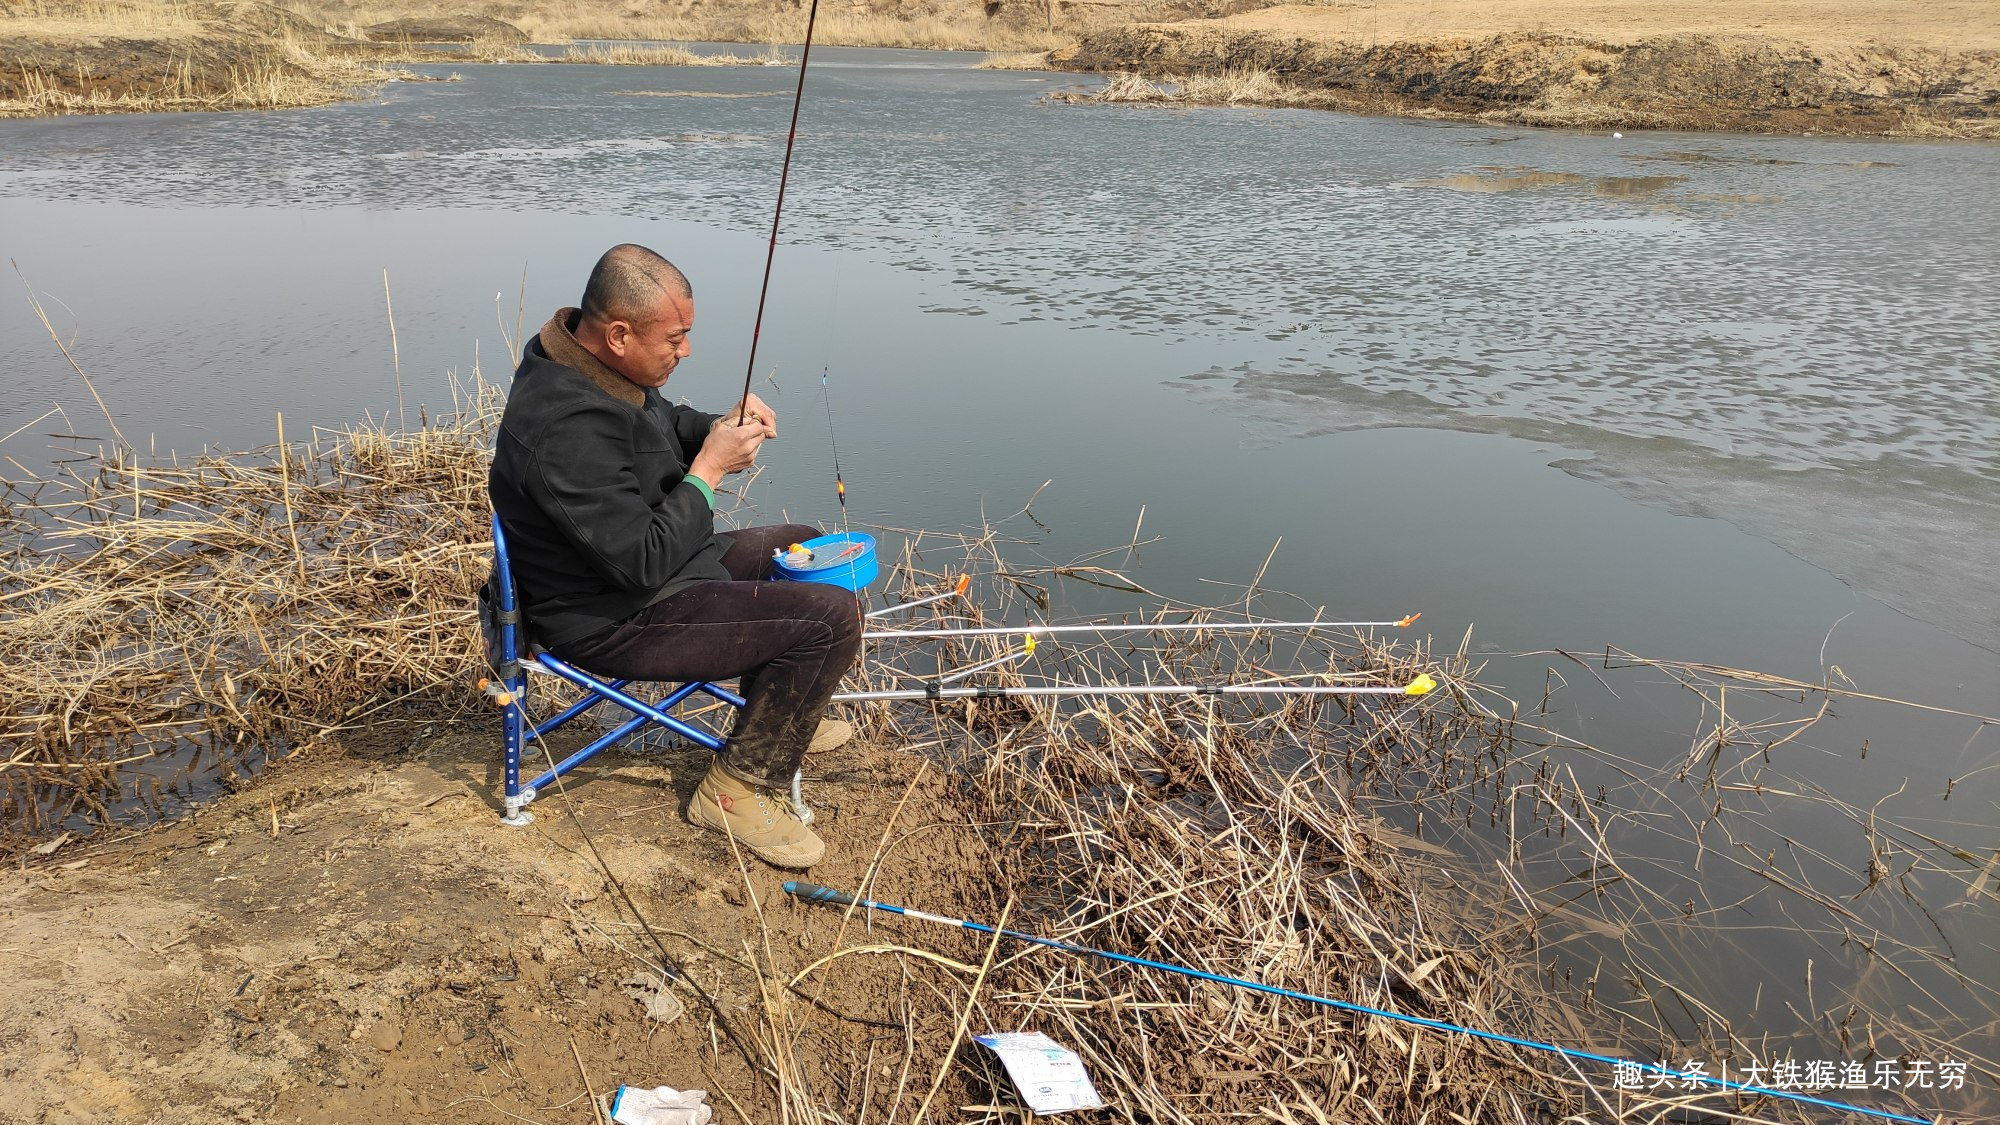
top-left (603, 319), bottom-right (632, 357)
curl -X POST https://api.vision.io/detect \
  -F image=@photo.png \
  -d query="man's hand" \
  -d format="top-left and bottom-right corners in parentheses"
top-left (689, 414), bottom-right (769, 488)
top-left (715, 393), bottom-right (778, 439)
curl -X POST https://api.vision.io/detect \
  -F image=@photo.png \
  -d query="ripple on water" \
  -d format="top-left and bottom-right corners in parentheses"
top-left (0, 60), bottom-right (1992, 552)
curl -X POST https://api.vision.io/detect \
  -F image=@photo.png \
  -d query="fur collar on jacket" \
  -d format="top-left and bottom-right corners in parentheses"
top-left (537, 307), bottom-right (645, 408)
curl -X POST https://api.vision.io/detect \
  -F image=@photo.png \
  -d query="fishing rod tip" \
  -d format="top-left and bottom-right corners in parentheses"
top-left (1405, 673), bottom-right (1437, 696)
top-left (954, 574), bottom-right (970, 595)
top-left (1396, 613), bottom-right (1421, 627)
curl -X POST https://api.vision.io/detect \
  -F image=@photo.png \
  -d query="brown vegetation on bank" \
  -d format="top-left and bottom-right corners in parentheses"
top-left (1051, 65), bottom-right (1317, 106)
top-left (0, 376), bottom-right (500, 832)
top-left (1057, 1), bottom-right (2000, 136)
top-left (0, 0), bottom-right (412, 116)
top-left (288, 0), bottom-right (1150, 52)
top-left (560, 42), bottom-right (783, 66)
top-left (5, 0), bottom-right (1992, 132)
top-left (0, 0), bottom-right (1104, 117)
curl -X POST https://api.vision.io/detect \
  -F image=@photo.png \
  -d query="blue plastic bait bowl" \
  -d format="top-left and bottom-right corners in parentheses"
top-left (771, 532), bottom-right (878, 592)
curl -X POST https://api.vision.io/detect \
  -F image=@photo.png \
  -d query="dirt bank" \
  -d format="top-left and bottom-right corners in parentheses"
top-left (1056, 1), bottom-right (2000, 135)
top-left (0, 728), bottom-right (995, 1123)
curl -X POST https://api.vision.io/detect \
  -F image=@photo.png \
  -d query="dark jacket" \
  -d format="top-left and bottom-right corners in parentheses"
top-left (489, 308), bottom-right (726, 647)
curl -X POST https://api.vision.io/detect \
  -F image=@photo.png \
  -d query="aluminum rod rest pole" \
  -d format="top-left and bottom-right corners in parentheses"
top-left (865, 616), bottom-right (1417, 641)
top-left (833, 679), bottom-right (1433, 703)
top-left (781, 883), bottom-right (1934, 1125)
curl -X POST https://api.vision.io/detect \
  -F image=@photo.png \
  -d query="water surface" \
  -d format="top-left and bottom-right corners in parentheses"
top-left (1, 49), bottom-right (1994, 1113)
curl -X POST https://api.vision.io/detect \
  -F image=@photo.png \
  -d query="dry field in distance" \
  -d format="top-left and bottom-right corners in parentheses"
top-left (3, 0), bottom-right (1994, 133)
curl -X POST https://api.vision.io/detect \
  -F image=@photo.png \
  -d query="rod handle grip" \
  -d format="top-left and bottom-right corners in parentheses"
top-left (783, 881), bottom-right (856, 907)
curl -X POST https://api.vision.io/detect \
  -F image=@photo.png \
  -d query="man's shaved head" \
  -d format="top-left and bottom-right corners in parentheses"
top-left (579, 244), bottom-right (693, 328)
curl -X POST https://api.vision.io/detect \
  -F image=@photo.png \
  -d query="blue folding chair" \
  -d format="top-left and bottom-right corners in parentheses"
top-left (483, 514), bottom-right (748, 826)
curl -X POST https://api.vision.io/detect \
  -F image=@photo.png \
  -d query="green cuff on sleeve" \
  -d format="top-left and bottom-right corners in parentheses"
top-left (684, 474), bottom-right (715, 509)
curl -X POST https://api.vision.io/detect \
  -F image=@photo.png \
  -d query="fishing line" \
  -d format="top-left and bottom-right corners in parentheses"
top-left (784, 883), bottom-right (1936, 1125)
top-left (820, 365), bottom-right (849, 537)
top-left (737, 0), bottom-right (824, 426)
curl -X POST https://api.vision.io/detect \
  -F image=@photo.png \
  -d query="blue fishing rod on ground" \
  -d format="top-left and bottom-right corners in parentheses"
top-left (783, 882), bottom-right (1935, 1125)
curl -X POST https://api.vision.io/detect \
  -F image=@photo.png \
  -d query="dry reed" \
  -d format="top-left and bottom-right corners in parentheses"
top-left (972, 50), bottom-right (1051, 70)
top-left (277, 0), bottom-right (1083, 52)
top-left (559, 42), bottom-right (783, 66)
top-left (0, 0), bottom-right (413, 116)
top-left (1053, 67), bottom-right (1337, 109)
top-left (0, 384), bottom-right (499, 832)
top-left (665, 522), bottom-right (1988, 1120)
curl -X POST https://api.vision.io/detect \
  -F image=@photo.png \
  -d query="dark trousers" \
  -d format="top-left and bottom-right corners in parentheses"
top-left (551, 525), bottom-right (862, 788)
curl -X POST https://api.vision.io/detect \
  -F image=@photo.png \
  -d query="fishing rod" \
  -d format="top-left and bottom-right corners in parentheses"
top-left (864, 614), bottom-right (1419, 641)
top-left (783, 883), bottom-right (1936, 1125)
top-left (736, 0), bottom-right (824, 427)
top-left (832, 673), bottom-right (1436, 703)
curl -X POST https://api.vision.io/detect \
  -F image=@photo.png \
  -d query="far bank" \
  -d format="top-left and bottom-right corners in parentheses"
top-left (1054, 0), bottom-right (2000, 137)
top-left (3, 0), bottom-right (1996, 135)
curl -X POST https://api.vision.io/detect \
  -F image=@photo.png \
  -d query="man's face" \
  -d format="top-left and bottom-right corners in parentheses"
top-left (606, 290), bottom-right (694, 389)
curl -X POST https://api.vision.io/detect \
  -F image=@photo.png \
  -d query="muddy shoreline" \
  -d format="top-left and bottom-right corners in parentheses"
top-left (1, 728), bottom-right (999, 1122)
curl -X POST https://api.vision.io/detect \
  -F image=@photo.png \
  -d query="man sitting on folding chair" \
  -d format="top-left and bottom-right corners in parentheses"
top-left (488, 243), bottom-right (860, 869)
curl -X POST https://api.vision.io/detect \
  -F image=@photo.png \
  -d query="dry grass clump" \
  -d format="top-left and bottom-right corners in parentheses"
top-left (713, 523), bottom-right (1995, 1119)
top-left (0, 386), bottom-right (498, 832)
top-left (972, 49), bottom-right (1050, 69)
top-left (0, 0), bottom-right (408, 116)
top-left (559, 42), bottom-right (782, 66)
top-left (453, 34), bottom-right (540, 61)
top-left (1054, 66), bottom-right (1333, 107)
top-left (696, 529), bottom-right (1861, 1122)
top-left (284, 0), bottom-right (1079, 52)
top-left (1, 0), bottom-right (212, 37)
top-left (513, 7), bottom-right (1076, 53)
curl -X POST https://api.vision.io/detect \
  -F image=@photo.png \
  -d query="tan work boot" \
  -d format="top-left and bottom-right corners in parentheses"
top-left (687, 760), bottom-right (825, 869)
top-left (808, 718), bottom-right (853, 755)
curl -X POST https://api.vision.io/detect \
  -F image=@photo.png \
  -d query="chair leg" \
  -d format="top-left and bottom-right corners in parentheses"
top-left (500, 674), bottom-right (535, 826)
top-left (497, 657), bottom-right (750, 816)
